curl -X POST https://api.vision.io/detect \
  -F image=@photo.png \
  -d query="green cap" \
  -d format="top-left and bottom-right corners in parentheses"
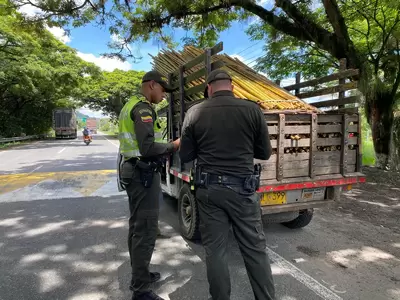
top-left (142, 71), bottom-right (177, 92)
top-left (204, 69), bottom-right (232, 98)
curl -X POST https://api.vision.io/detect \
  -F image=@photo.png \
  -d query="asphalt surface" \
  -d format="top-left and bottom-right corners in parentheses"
top-left (0, 134), bottom-right (398, 300)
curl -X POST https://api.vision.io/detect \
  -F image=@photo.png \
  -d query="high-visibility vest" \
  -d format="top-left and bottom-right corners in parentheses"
top-left (118, 97), bottom-right (166, 159)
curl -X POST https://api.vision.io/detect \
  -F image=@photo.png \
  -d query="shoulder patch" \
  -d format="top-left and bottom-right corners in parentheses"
top-left (140, 114), bottom-right (153, 123)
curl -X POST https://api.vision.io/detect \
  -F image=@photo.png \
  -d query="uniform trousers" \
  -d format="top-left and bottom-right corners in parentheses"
top-left (122, 161), bottom-right (160, 293)
top-left (196, 184), bottom-right (276, 300)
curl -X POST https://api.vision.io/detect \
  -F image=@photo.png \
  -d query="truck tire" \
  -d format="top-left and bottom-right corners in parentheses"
top-left (281, 209), bottom-right (314, 229)
top-left (178, 184), bottom-right (201, 241)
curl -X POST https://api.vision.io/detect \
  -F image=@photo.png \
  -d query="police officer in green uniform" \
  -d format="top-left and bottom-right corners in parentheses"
top-left (118, 70), bottom-right (180, 300)
top-left (179, 69), bottom-right (276, 300)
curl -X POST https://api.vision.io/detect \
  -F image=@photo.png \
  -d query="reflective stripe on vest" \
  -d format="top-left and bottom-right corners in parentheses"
top-left (118, 97), bottom-right (166, 159)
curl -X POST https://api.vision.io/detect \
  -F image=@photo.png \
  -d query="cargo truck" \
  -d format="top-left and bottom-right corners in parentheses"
top-left (156, 42), bottom-right (366, 241)
top-left (86, 118), bottom-right (98, 134)
top-left (53, 108), bottom-right (78, 139)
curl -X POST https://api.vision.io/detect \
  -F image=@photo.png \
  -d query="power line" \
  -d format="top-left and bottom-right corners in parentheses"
top-left (235, 40), bottom-right (263, 56)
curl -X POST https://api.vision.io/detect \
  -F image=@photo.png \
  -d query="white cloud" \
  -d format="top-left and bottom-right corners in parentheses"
top-left (77, 52), bottom-right (132, 72)
top-left (46, 26), bottom-right (71, 44)
top-left (78, 107), bottom-right (107, 118)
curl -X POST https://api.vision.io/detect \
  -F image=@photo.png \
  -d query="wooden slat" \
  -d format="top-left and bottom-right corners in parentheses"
top-left (325, 107), bottom-right (359, 114)
top-left (356, 113), bottom-right (362, 172)
top-left (295, 73), bottom-right (301, 96)
top-left (271, 139), bottom-right (310, 148)
top-left (284, 167), bottom-right (309, 178)
top-left (267, 126), bottom-right (278, 134)
top-left (179, 66), bottom-right (185, 129)
top-left (312, 96), bottom-right (359, 108)
top-left (283, 125), bottom-right (311, 134)
top-left (310, 114), bottom-right (317, 178)
top-left (338, 58), bottom-right (346, 109)
top-left (316, 137), bottom-right (358, 146)
top-left (317, 124), bottom-right (341, 133)
top-left (315, 165), bottom-right (341, 175)
top-left (261, 169), bottom-right (277, 180)
top-left (285, 114), bottom-right (312, 123)
top-left (168, 73), bottom-right (176, 140)
top-left (284, 69), bottom-right (359, 91)
top-left (171, 42), bottom-right (223, 76)
top-left (172, 83), bottom-right (206, 99)
top-left (181, 60), bottom-right (224, 87)
top-left (318, 114), bottom-right (343, 123)
top-left (283, 159), bottom-right (309, 170)
top-left (341, 114), bottom-right (349, 175)
top-left (297, 82), bottom-right (358, 100)
top-left (277, 114), bottom-right (285, 181)
top-left (315, 150), bottom-right (356, 165)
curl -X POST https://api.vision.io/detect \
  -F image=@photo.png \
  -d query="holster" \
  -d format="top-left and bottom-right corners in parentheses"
top-left (135, 160), bottom-right (161, 188)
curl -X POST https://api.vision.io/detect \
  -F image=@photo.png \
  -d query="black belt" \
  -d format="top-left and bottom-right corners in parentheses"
top-left (207, 174), bottom-right (245, 186)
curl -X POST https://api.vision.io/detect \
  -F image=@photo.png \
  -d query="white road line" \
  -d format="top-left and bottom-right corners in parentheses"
top-left (29, 165), bottom-right (43, 174)
top-left (102, 134), bottom-right (119, 148)
top-left (58, 147), bottom-right (66, 154)
top-left (266, 247), bottom-right (343, 300)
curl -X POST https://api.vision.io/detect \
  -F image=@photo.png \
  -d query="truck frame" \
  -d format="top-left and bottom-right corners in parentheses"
top-left (53, 108), bottom-right (78, 139)
top-left (158, 42), bottom-right (366, 240)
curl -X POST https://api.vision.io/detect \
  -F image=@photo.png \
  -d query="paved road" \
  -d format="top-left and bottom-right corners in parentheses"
top-left (0, 135), bottom-right (398, 300)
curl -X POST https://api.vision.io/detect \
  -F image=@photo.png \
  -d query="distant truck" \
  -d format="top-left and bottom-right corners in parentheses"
top-left (86, 118), bottom-right (98, 134)
top-left (53, 108), bottom-right (77, 139)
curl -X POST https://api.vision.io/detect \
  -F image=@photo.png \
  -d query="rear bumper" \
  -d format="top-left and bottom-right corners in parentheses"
top-left (257, 174), bottom-right (366, 193)
top-left (261, 200), bottom-right (334, 214)
top-left (258, 174), bottom-right (365, 215)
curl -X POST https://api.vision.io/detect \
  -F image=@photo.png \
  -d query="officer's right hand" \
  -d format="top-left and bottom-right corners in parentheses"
top-left (172, 138), bottom-right (181, 151)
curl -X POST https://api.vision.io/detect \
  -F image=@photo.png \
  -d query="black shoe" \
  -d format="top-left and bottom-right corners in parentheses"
top-left (129, 272), bottom-right (161, 291)
top-left (132, 290), bottom-right (165, 300)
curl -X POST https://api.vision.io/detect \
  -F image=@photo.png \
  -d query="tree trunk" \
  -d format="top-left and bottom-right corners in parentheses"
top-left (366, 91), bottom-right (395, 169)
top-left (389, 112), bottom-right (400, 171)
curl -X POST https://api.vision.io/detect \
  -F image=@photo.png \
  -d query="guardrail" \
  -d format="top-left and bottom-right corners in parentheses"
top-left (0, 135), bottom-right (43, 144)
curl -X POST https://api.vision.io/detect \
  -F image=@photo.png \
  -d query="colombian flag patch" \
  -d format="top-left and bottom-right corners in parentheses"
top-left (141, 115), bottom-right (153, 123)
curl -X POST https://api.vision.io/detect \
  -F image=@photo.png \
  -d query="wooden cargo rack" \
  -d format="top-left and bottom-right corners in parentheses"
top-left (157, 42), bottom-right (362, 182)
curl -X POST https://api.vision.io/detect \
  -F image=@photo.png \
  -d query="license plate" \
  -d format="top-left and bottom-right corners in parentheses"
top-left (301, 188), bottom-right (325, 200)
top-left (260, 192), bottom-right (287, 206)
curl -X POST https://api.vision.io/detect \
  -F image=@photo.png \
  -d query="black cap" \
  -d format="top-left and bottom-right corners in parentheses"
top-left (204, 69), bottom-right (232, 98)
top-left (142, 71), bottom-right (177, 92)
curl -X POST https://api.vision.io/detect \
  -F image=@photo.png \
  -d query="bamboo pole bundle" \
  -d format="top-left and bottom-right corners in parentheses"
top-left (150, 45), bottom-right (320, 112)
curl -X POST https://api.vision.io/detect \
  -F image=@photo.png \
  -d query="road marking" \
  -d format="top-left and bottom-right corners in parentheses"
top-left (58, 147), bottom-right (66, 154)
top-left (102, 134), bottom-right (119, 148)
top-left (266, 247), bottom-right (343, 300)
top-left (29, 165), bottom-right (43, 174)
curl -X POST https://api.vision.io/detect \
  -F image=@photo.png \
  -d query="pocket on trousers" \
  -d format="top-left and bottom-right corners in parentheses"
top-left (242, 192), bottom-right (260, 205)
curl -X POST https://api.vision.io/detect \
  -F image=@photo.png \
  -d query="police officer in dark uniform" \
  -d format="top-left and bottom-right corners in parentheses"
top-left (117, 71), bottom-right (180, 300)
top-left (179, 69), bottom-right (276, 300)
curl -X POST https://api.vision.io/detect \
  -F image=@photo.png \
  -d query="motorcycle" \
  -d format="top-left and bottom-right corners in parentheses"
top-left (83, 135), bottom-right (92, 145)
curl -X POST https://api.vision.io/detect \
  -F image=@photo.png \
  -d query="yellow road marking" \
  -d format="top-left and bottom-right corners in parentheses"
top-left (0, 170), bottom-right (117, 195)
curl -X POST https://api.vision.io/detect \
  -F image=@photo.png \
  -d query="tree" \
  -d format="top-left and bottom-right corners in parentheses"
top-left (8, 0), bottom-right (400, 168)
top-left (0, 0), bottom-right (100, 137)
top-left (77, 69), bottom-right (145, 120)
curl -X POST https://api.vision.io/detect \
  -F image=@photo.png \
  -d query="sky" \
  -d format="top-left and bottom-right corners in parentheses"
top-left (18, 0), bottom-right (318, 118)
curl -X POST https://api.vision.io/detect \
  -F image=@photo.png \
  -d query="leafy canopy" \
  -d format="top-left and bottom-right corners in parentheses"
top-left (0, 0), bottom-right (100, 137)
top-left (77, 69), bottom-right (146, 120)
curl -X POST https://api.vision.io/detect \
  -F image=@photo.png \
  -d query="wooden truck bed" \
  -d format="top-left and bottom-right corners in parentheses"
top-left (257, 113), bottom-right (362, 185)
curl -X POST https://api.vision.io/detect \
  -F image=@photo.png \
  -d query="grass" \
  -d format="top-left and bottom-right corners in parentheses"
top-left (362, 139), bottom-right (376, 166)
top-left (0, 141), bottom-right (22, 150)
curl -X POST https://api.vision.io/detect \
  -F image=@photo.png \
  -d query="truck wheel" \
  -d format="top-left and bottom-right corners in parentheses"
top-left (281, 209), bottom-right (314, 229)
top-left (178, 184), bottom-right (201, 241)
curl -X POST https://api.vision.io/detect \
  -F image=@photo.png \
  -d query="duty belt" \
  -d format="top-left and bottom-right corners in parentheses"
top-left (207, 174), bottom-right (245, 186)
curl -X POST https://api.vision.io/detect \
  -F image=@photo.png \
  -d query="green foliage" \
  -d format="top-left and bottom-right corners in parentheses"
top-left (78, 69), bottom-right (145, 120)
top-left (0, 0), bottom-right (100, 137)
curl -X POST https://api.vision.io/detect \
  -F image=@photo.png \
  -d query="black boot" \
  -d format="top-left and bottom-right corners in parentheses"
top-left (130, 272), bottom-right (161, 291)
top-left (131, 290), bottom-right (165, 300)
